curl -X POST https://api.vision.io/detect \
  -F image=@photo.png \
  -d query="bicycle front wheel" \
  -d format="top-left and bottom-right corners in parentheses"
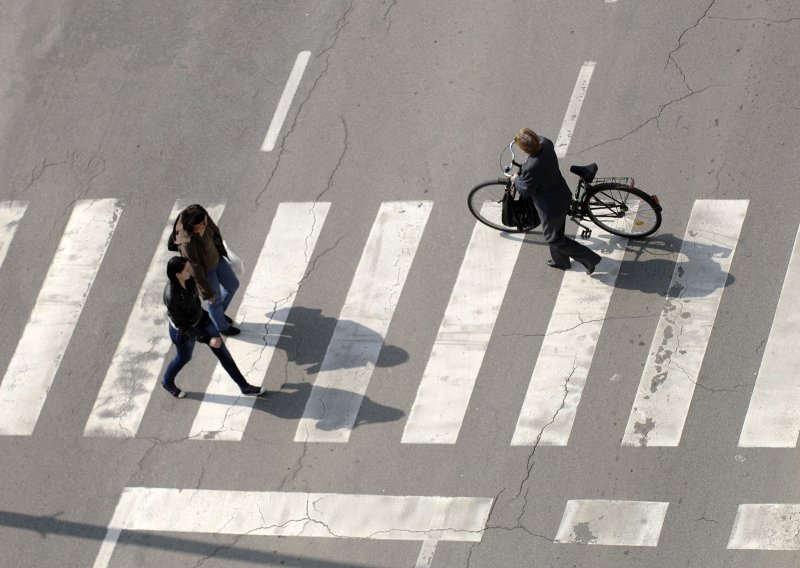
top-left (583, 183), bottom-right (662, 238)
top-left (468, 179), bottom-right (533, 233)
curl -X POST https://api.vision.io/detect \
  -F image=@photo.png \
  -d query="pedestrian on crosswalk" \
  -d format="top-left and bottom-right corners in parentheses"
top-left (173, 204), bottom-right (241, 336)
top-left (161, 255), bottom-right (266, 399)
top-left (510, 128), bottom-right (601, 274)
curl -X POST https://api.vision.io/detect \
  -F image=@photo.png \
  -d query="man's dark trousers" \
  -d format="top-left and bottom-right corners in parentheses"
top-left (542, 214), bottom-right (602, 270)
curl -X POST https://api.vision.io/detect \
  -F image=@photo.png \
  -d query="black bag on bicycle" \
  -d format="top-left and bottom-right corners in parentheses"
top-left (502, 193), bottom-right (540, 231)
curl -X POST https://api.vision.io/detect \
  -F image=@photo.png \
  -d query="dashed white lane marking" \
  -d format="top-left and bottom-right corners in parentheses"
top-left (261, 50), bottom-right (312, 152)
top-left (512, 215), bottom-right (635, 446)
top-left (622, 200), bottom-right (749, 447)
top-left (0, 199), bottom-right (121, 435)
top-left (554, 499), bottom-right (669, 546)
top-left (84, 203), bottom-right (225, 438)
top-left (0, 201), bottom-right (27, 271)
top-left (555, 62), bottom-right (596, 158)
top-left (190, 202), bottom-right (330, 441)
top-left (93, 487), bottom-right (493, 568)
top-left (402, 205), bottom-right (522, 444)
top-left (739, 222), bottom-right (800, 447)
top-left (728, 504), bottom-right (800, 549)
top-left (295, 201), bottom-right (432, 443)
top-left (415, 498), bottom-right (449, 568)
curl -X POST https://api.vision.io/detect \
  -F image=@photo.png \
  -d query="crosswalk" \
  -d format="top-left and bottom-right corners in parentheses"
top-left (93, 487), bottom-right (800, 567)
top-left (2, 197), bottom-right (800, 451)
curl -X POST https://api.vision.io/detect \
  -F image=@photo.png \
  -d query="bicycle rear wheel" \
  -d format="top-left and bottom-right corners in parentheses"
top-left (467, 180), bottom-right (534, 233)
top-left (583, 183), bottom-right (662, 238)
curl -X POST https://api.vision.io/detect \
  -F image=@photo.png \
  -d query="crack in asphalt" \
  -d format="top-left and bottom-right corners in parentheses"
top-left (466, 359), bottom-right (578, 564)
top-left (709, 15), bottom-right (800, 24)
top-left (499, 312), bottom-right (654, 339)
top-left (575, 83), bottom-right (720, 156)
top-left (572, 1), bottom-right (737, 157)
top-left (665, 0), bottom-right (718, 73)
top-left (382, 0), bottom-right (399, 32)
top-left (23, 157), bottom-right (68, 194)
top-left (316, 115), bottom-right (350, 204)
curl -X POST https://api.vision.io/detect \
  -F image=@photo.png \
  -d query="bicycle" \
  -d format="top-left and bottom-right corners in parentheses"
top-left (467, 142), bottom-right (662, 239)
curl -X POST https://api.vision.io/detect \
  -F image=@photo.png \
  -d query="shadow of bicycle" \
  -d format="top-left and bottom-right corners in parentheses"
top-left (612, 233), bottom-right (736, 297)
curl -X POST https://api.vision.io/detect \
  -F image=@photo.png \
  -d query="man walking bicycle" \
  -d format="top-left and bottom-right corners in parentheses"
top-left (510, 128), bottom-right (601, 274)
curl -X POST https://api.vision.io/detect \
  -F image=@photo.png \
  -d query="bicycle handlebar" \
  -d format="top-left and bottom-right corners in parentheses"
top-left (500, 141), bottom-right (522, 178)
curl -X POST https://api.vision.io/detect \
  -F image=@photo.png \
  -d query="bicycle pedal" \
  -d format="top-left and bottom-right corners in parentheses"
top-left (581, 229), bottom-right (592, 239)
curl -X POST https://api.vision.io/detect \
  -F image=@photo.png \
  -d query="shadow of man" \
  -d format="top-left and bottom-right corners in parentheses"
top-left (612, 233), bottom-right (737, 297)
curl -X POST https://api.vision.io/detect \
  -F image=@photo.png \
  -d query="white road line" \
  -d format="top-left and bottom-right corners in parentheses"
top-left (261, 51), bottom-right (311, 152)
top-left (728, 504), bottom-right (800, 549)
top-left (554, 499), bottom-right (669, 546)
top-left (190, 202), bottom-right (330, 441)
top-left (0, 201), bottom-right (27, 271)
top-left (295, 201), bottom-right (432, 443)
top-left (84, 202), bottom-right (225, 438)
top-left (93, 487), bottom-right (493, 568)
top-left (415, 498), bottom-right (448, 568)
top-left (512, 214), bottom-right (635, 446)
top-left (0, 199), bottom-right (121, 436)
top-left (622, 200), bottom-right (748, 447)
top-left (555, 62), bottom-right (596, 158)
top-left (739, 223), bottom-right (800, 447)
top-left (402, 207), bottom-right (522, 444)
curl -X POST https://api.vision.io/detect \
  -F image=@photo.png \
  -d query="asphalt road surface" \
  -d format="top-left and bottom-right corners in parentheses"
top-left (1, 1), bottom-right (799, 567)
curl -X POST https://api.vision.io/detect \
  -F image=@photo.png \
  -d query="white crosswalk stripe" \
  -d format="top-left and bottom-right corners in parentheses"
top-left (512, 216), bottom-right (634, 447)
top-left (94, 487), bottom-right (493, 568)
top-left (402, 206), bottom-right (522, 444)
top-left (0, 199), bottom-right (121, 435)
top-left (0, 201), bottom-right (27, 271)
top-left (554, 499), bottom-right (669, 546)
top-left (727, 503), bottom-right (800, 550)
top-left (190, 202), bottom-right (331, 441)
top-left (295, 201), bottom-right (432, 443)
top-left (738, 222), bottom-right (800, 447)
top-left (622, 200), bottom-right (748, 447)
top-left (84, 202), bottom-right (225, 438)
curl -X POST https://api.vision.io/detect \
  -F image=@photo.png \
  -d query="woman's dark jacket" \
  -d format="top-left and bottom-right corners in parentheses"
top-left (173, 209), bottom-right (228, 301)
top-left (163, 278), bottom-right (212, 343)
top-left (513, 136), bottom-right (572, 222)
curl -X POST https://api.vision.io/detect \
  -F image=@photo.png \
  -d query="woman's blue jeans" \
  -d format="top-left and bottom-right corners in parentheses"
top-left (204, 258), bottom-right (239, 333)
top-left (163, 313), bottom-right (248, 391)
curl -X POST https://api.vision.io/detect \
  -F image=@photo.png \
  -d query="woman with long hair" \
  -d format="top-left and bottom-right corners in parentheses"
top-left (162, 255), bottom-right (264, 398)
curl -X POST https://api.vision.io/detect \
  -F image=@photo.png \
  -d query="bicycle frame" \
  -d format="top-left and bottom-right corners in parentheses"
top-left (472, 141), bottom-right (662, 238)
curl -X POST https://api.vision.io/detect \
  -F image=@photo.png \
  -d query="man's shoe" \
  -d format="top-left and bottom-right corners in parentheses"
top-left (241, 384), bottom-right (267, 396)
top-left (220, 326), bottom-right (241, 336)
top-left (584, 260), bottom-right (600, 275)
top-left (161, 383), bottom-right (186, 399)
top-left (546, 259), bottom-right (570, 270)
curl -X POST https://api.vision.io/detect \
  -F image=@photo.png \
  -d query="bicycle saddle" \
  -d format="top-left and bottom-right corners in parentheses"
top-left (570, 163), bottom-right (598, 183)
